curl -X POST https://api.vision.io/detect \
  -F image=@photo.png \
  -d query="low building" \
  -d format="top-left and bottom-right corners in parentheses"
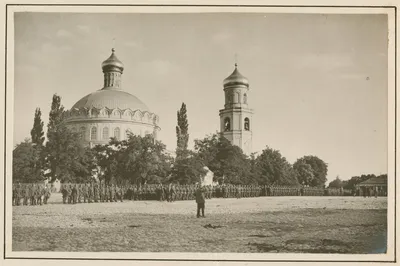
top-left (355, 176), bottom-right (387, 196)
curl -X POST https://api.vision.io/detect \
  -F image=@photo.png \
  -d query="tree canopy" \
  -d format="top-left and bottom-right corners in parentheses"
top-left (176, 102), bottom-right (189, 160)
top-left (293, 156), bottom-right (328, 187)
top-left (254, 146), bottom-right (299, 186)
top-left (328, 176), bottom-right (343, 189)
top-left (193, 134), bottom-right (251, 184)
top-left (95, 133), bottom-right (172, 185)
top-left (13, 139), bottom-right (44, 183)
top-left (30, 108), bottom-right (45, 147)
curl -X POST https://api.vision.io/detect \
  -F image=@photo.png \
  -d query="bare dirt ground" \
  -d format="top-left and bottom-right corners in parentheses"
top-left (12, 193), bottom-right (387, 253)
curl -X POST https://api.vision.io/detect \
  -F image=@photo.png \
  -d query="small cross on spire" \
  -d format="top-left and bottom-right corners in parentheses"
top-left (112, 38), bottom-right (116, 52)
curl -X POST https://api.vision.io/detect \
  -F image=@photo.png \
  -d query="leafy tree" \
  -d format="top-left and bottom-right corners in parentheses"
top-left (248, 153), bottom-right (262, 184)
top-left (47, 94), bottom-right (64, 137)
top-left (194, 134), bottom-right (251, 184)
top-left (293, 160), bottom-right (314, 186)
top-left (92, 143), bottom-right (120, 185)
top-left (254, 146), bottom-right (298, 186)
top-left (293, 156), bottom-right (328, 187)
top-left (170, 151), bottom-right (207, 184)
top-left (45, 123), bottom-right (94, 183)
top-left (194, 134), bottom-right (221, 174)
top-left (176, 102), bottom-right (189, 160)
top-left (30, 108), bottom-right (45, 147)
top-left (328, 176), bottom-right (343, 188)
top-left (215, 137), bottom-right (251, 184)
top-left (102, 133), bottom-right (172, 185)
top-left (13, 139), bottom-right (44, 183)
top-left (43, 94), bottom-right (94, 183)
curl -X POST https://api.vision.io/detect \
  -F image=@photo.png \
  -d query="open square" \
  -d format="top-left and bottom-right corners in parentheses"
top-left (12, 195), bottom-right (387, 253)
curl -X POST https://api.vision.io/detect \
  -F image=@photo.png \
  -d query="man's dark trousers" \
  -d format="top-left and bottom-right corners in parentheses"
top-left (197, 202), bottom-right (205, 217)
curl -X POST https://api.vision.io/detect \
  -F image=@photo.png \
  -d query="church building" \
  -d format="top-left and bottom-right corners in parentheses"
top-left (64, 49), bottom-right (160, 147)
top-left (219, 64), bottom-right (253, 156)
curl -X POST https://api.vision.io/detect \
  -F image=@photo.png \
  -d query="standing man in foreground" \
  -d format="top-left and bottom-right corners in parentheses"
top-left (195, 184), bottom-right (206, 218)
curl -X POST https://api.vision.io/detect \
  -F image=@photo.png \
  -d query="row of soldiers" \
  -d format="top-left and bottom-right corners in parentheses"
top-left (58, 183), bottom-right (358, 205)
top-left (12, 183), bottom-right (52, 206)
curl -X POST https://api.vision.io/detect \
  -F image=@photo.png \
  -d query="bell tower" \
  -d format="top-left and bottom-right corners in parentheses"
top-left (219, 63), bottom-right (253, 155)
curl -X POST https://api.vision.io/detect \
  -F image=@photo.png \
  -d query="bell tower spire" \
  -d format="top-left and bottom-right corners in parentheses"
top-left (219, 61), bottom-right (253, 155)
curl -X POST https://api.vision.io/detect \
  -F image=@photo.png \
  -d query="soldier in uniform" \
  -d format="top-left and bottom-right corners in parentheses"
top-left (43, 185), bottom-right (51, 204)
top-left (125, 184), bottom-right (132, 201)
top-left (93, 183), bottom-right (99, 203)
top-left (103, 183), bottom-right (109, 202)
top-left (180, 185), bottom-right (185, 201)
top-left (29, 184), bottom-right (35, 205)
top-left (77, 184), bottom-right (82, 203)
top-left (150, 185), bottom-right (156, 200)
top-left (67, 184), bottom-right (73, 204)
top-left (221, 185), bottom-right (226, 198)
top-left (115, 185), bottom-right (121, 202)
top-left (23, 184), bottom-right (29, 205)
top-left (15, 184), bottom-right (22, 206)
top-left (82, 183), bottom-right (88, 203)
top-left (175, 185), bottom-right (180, 201)
top-left (156, 184), bottom-right (162, 201)
top-left (71, 184), bottom-right (78, 204)
top-left (189, 185), bottom-right (194, 200)
top-left (12, 184), bottom-right (16, 206)
top-left (110, 184), bottom-right (115, 202)
top-left (172, 184), bottom-right (177, 202)
top-left (132, 185), bottom-right (137, 201)
top-left (61, 184), bottom-right (67, 204)
top-left (36, 184), bottom-right (44, 205)
top-left (195, 184), bottom-right (206, 218)
top-left (89, 183), bottom-right (95, 203)
top-left (189, 185), bottom-right (193, 200)
top-left (122, 185), bottom-right (127, 201)
top-left (136, 185), bottom-right (141, 201)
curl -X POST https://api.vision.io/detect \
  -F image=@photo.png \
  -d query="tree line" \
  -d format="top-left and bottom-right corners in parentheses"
top-left (13, 94), bottom-right (381, 188)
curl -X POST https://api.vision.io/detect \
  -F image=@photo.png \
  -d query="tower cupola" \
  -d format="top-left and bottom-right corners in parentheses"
top-left (101, 48), bottom-right (124, 89)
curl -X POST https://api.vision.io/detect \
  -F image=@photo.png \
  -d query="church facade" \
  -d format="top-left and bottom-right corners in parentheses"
top-left (219, 64), bottom-right (253, 156)
top-left (64, 49), bottom-right (160, 147)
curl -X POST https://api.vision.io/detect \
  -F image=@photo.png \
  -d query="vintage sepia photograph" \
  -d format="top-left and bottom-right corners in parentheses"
top-left (1, 3), bottom-right (397, 264)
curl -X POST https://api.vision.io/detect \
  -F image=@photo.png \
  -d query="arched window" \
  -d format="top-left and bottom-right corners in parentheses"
top-left (244, 118), bottom-right (250, 131)
top-left (114, 127), bottom-right (120, 140)
top-left (224, 117), bottom-right (231, 131)
top-left (102, 127), bottom-right (109, 140)
top-left (90, 127), bottom-right (97, 141)
top-left (243, 93), bottom-right (247, 104)
top-left (80, 127), bottom-right (86, 140)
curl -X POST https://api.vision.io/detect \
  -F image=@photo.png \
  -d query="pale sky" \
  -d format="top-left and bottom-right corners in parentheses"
top-left (13, 12), bottom-right (388, 183)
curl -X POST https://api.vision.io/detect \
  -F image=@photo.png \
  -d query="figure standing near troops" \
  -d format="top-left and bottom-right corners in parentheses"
top-left (71, 184), bottom-right (78, 204)
top-left (195, 184), bottom-right (206, 218)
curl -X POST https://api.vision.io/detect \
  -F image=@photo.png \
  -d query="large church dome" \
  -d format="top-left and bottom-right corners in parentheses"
top-left (71, 89), bottom-right (150, 112)
top-left (65, 49), bottom-right (160, 146)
